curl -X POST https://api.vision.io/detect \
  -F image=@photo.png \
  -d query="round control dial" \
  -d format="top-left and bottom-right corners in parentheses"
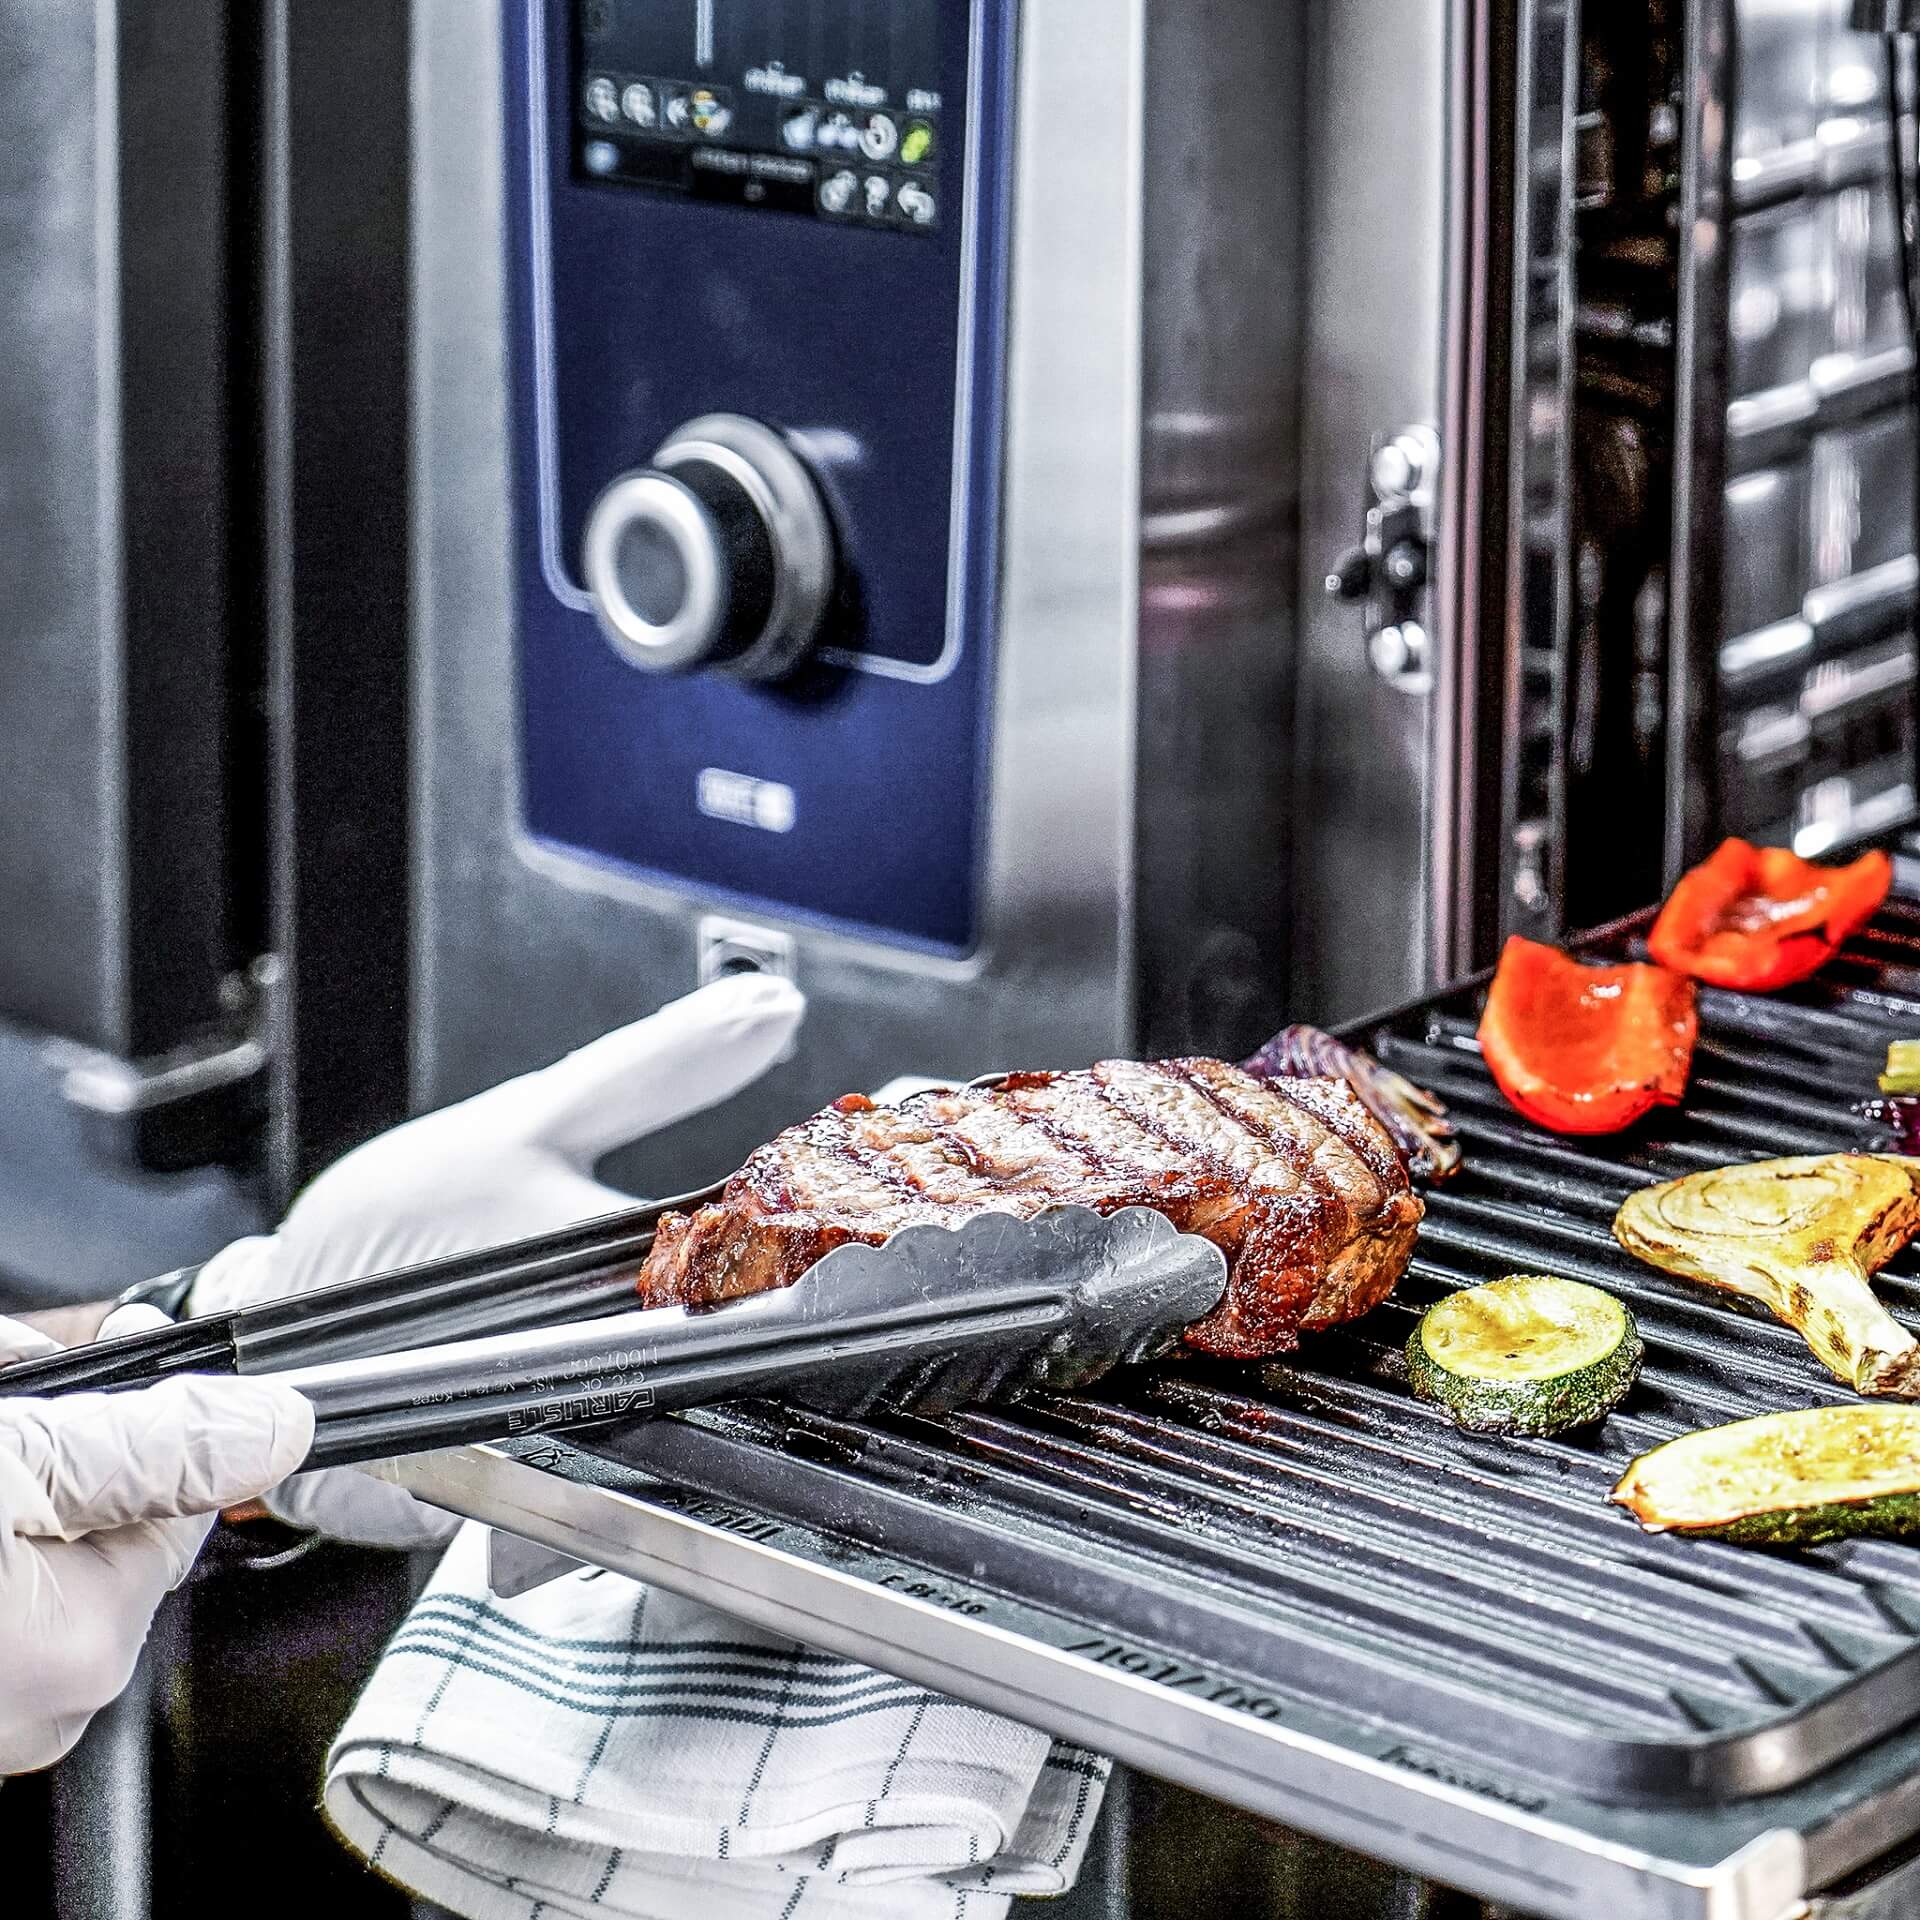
top-left (581, 414), bottom-right (834, 680)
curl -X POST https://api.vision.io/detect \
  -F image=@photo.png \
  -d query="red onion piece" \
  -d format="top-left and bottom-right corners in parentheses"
top-left (1243, 1024), bottom-right (1462, 1183)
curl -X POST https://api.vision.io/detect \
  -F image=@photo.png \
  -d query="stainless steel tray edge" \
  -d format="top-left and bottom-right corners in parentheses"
top-left (380, 1441), bottom-right (1813, 1920)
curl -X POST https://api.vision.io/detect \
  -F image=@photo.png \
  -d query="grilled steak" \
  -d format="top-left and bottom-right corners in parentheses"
top-left (638, 1058), bottom-right (1423, 1358)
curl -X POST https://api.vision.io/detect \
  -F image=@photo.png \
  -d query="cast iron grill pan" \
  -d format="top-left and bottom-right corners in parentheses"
top-left (569, 900), bottom-right (1920, 1808)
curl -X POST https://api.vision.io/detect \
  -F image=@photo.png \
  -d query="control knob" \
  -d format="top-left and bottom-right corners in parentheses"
top-left (581, 414), bottom-right (834, 680)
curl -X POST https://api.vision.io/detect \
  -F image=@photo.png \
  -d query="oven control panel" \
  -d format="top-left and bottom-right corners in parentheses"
top-left (573, 0), bottom-right (944, 234)
top-left (505, 0), bottom-right (1010, 953)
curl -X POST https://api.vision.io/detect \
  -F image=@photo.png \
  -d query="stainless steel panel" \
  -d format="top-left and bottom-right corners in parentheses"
top-left (1840, 182), bottom-right (1909, 363)
top-left (0, 1017), bottom-right (258, 1309)
top-left (1821, 5), bottom-right (1887, 117)
top-left (1728, 202), bottom-right (1823, 396)
top-left (1725, 464), bottom-right (1811, 634)
top-left (1735, 0), bottom-right (1822, 167)
top-left (1133, 0), bottom-right (1302, 1056)
top-left (1292, 0), bottom-right (1449, 1020)
top-left (0, 0), bottom-right (243, 1071)
top-left (411, 0), bottom-right (1145, 1186)
top-left (1813, 411), bottom-right (1916, 581)
top-left (0, 2), bottom-right (112, 1044)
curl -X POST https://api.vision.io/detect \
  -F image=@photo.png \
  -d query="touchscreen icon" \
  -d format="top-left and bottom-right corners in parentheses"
top-left (688, 88), bottom-right (732, 136)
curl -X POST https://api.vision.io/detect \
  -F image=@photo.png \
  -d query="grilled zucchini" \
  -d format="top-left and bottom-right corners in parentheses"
top-left (1612, 1404), bottom-right (1920, 1544)
top-left (1407, 1275), bottom-right (1642, 1435)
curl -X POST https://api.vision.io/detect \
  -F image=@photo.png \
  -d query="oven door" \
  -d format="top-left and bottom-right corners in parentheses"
top-left (1295, 0), bottom-right (1579, 1023)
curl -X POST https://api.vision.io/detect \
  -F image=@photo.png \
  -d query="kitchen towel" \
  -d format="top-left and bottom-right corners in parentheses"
top-left (324, 1520), bottom-right (1110, 1920)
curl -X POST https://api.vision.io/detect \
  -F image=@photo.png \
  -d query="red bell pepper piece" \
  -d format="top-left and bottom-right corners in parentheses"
top-left (1647, 838), bottom-right (1892, 992)
top-left (1477, 937), bottom-right (1698, 1135)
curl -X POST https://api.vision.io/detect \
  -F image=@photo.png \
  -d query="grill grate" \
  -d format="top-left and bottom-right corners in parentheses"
top-left (588, 901), bottom-right (1920, 1807)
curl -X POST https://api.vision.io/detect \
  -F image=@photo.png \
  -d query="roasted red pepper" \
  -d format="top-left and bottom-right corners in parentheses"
top-left (1477, 937), bottom-right (1698, 1135)
top-left (1647, 838), bottom-right (1892, 992)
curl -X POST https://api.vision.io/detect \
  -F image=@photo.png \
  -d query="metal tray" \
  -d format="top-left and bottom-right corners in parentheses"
top-left (388, 897), bottom-right (1920, 1916)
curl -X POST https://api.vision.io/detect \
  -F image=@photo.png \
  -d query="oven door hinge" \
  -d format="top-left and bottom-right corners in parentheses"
top-left (1324, 425), bottom-right (1440, 693)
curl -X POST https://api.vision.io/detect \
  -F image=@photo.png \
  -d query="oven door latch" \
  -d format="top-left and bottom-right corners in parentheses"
top-left (1324, 425), bottom-right (1440, 693)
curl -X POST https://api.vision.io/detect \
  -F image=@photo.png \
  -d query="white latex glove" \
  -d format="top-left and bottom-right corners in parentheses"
top-left (188, 973), bottom-right (806, 1550)
top-left (0, 1316), bottom-right (58, 1367)
top-left (0, 1304), bottom-right (314, 1774)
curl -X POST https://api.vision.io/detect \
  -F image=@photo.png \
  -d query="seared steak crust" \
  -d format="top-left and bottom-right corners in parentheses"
top-left (638, 1059), bottom-right (1424, 1358)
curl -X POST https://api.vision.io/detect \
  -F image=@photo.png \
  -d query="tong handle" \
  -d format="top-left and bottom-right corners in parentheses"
top-left (285, 1282), bottom-right (1067, 1470)
top-left (0, 1316), bottom-right (237, 1399)
top-left (231, 1188), bottom-right (717, 1371)
top-left (0, 1185), bottom-right (724, 1402)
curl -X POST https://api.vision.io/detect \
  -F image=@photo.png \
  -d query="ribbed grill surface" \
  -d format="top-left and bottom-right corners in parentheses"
top-left (605, 903), bottom-right (1920, 1806)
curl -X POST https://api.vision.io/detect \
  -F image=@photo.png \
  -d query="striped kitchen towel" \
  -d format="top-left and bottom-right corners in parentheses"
top-left (324, 1521), bottom-right (1110, 1920)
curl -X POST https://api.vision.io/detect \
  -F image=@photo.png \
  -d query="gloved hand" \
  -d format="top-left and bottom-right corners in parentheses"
top-left (189, 972), bottom-right (806, 1550)
top-left (0, 1315), bottom-right (58, 1368)
top-left (0, 1304), bottom-right (313, 1774)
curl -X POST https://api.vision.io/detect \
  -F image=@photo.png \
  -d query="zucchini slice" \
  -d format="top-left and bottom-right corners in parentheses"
top-left (1882, 1040), bottom-right (1920, 1096)
top-left (1612, 1404), bottom-right (1920, 1545)
top-left (1407, 1274), bottom-right (1642, 1435)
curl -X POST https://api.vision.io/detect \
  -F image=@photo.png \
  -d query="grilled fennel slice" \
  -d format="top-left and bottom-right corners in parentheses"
top-left (1612, 1405), bottom-right (1920, 1544)
top-left (1613, 1156), bottom-right (1920, 1397)
top-left (1407, 1275), bottom-right (1642, 1434)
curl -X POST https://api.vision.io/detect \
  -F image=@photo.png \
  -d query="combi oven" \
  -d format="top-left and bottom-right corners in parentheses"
top-left (3, 0), bottom-right (1920, 1915)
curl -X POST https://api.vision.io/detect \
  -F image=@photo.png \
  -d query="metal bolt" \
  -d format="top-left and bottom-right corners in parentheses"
top-left (1369, 620), bottom-right (1430, 683)
top-left (1371, 441), bottom-right (1415, 500)
top-left (1371, 433), bottom-right (1431, 502)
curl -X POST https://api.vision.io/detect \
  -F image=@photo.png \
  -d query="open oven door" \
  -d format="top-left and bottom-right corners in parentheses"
top-left (1295, 0), bottom-right (1583, 1023)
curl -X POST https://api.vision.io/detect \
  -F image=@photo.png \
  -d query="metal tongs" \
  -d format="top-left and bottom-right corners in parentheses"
top-left (0, 1186), bottom-right (723, 1401)
top-left (0, 1208), bottom-right (1227, 1469)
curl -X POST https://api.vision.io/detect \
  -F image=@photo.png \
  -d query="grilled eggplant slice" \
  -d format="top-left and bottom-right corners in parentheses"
top-left (1612, 1155), bottom-right (1920, 1397)
top-left (1612, 1405), bottom-right (1920, 1544)
top-left (1407, 1275), bottom-right (1642, 1434)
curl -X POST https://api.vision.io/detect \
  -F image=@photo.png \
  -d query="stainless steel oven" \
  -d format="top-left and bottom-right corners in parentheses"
top-left (394, 2), bottom-right (1920, 1916)
top-left (8, 0), bottom-right (1920, 1914)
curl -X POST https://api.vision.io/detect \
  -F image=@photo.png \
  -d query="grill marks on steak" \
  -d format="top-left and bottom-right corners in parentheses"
top-left (637, 1059), bottom-right (1424, 1358)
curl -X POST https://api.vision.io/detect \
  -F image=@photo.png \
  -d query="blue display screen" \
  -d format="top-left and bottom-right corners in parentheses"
top-left (574, 0), bottom-right (944, 232)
